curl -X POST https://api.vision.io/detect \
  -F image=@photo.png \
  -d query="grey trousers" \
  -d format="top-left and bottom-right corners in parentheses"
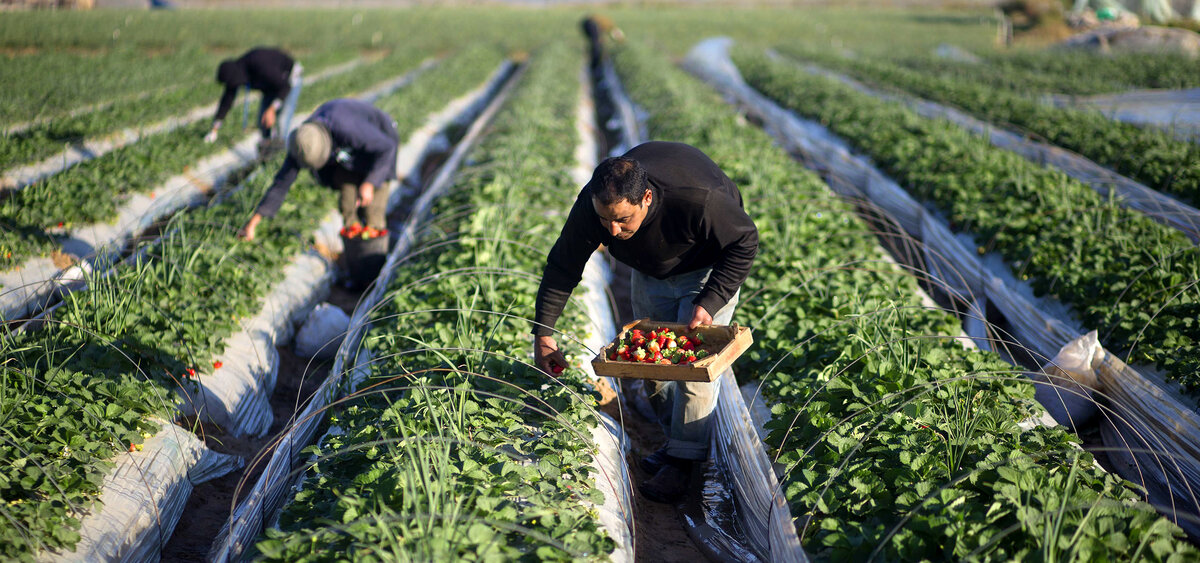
top-left (631, 267), bottom-right (739, 461)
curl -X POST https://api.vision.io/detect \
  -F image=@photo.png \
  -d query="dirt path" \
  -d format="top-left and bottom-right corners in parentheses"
top-left (160, 285), bottom-right (360, 561)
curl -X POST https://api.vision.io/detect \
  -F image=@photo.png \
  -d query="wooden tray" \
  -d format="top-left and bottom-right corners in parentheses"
top-left (591, 318), bottom-right (753, 382)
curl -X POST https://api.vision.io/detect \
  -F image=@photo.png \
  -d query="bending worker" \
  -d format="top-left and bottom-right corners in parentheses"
top-left (205, 46), bottom-right (303, 144)
top-left (532, 141), bottom-right (758, 503)
top-left (238, 98), bottom-right (398, 242)
top-left (581, 13), bottom-right (625, 68)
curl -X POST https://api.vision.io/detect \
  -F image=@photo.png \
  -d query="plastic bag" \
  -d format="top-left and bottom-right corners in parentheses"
top-left (1035, 331), bottom-right (1102, 430)
top-left (294, 302), bottom-right (351, 360)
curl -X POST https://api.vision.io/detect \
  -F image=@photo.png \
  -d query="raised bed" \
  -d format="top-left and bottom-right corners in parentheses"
top-left (612, 38), bottom-right (1198, 560)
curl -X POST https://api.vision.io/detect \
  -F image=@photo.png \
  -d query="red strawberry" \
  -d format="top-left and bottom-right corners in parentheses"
top-left (551, 364), bottom-right (564, 374)
top-left (213, 361), bottom-right (223, 369)
top-left (187, 368), bottom-right (197, 378)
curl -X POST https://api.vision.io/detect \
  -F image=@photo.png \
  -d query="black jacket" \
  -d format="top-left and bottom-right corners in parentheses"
top-left (214, 48), bottom-right (295, 122)
top-left (256, 99), bottom-right (399, 218)
top-left (533, 141), bottom-right (758, 336)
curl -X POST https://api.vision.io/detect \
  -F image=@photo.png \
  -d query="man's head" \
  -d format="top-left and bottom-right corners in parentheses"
top-left (289, 123), bottom-right (332, 170)
top-left (587, 156), bottom-right (652, 240)
top-left (216, 60), bottom-right (247, 87)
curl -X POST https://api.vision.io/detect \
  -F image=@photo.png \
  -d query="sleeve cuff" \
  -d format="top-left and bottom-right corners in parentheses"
top-left (694, 292), bottom-right (727, 321)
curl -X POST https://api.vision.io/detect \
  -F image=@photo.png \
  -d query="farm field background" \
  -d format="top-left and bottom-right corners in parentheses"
top-left (3, 3), bottom-right (1200, 562)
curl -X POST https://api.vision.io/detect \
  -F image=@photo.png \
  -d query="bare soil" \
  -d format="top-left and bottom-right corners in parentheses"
top-left (600, 388), bottom-right (711, 562)
top-left (160, 286), bottom-right (359, 562)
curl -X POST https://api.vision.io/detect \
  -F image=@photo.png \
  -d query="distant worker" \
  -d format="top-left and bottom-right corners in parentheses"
top-left (532, 141), bottom-right (758, 503)
top-left (581, 13), bottom-right (625, 68)
top-left (205, 47), bottom-right (303, 146)
top-left (238, 98), bottom-right (398, 243)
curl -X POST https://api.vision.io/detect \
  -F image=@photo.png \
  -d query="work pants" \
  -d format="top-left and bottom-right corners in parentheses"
top-left (630, 266), bottom-right (739, 461)
top-left (333, 167), bottom-right (390, 229)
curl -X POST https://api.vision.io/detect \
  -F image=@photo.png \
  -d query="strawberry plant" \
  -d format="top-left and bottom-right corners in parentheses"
top-left (775, 45), bottom-right (1200, 209)
top-left (0, 45), bottom-right (505, 560)
top-left (614, 39), bottom-right (1197, 560)
top-left (257, 42), bottom-right (619, 561)
top-left (735, 48), bottom-right (1200, 394)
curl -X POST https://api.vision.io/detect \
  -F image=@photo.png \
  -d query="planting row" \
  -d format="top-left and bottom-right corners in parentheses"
top-left (0, 47), bottom-right (217, 130)
top-left (0, 49), bottom-right (434, 275)
top-left (0, 45), bottom-right (508, 561)
top-left (254, 42), bottom-right (623, 561)
top-left (734, 48), bottom-right (1200, 395)
top-left (886, 49), bottom-right (1200, 97)
top-left (0, 50), bottom-right (360, 175)
top-left (612, 40), bottom-right (1196, 560)
top-left (774, 46), bottom-right (1200, 209)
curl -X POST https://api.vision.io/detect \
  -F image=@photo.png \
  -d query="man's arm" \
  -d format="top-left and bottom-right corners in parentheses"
top-left (693, 192), bottom-right (758, 317)
top-left (213, 84), bottom-right (238, 125)
top-left (532, 197), bottom-right (604, 374)
top-left (533, 195), bottom-right (605, 337)
top-left (254, 155), bottom-right (302, 219)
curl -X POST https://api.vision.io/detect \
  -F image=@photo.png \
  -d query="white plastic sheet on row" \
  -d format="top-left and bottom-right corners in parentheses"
top-left (571, 62), bottom-right (635, 561)
top-left (609, 44), bottom-right (807, 562)
top-left (0, 132), bottom-right (258, 322)
top-left (1, 57), bottom-right (365, 191)
top-left (208, 60), bottom-right (521, 563)
top-left (0, 57), bottom-right (437, 325)
top-left (688, 37), bottom-right (1200, 537)
top-left (33, 61), bottom-right (447, 561)
top-left (1047, 87), bottom-right (1200, 144)
top-left (179, 58), bottom-right (445, 438)
top-left (38, 421), bottom-right (241, 562)
top-left (798, 58), bottom-right (1200, 244)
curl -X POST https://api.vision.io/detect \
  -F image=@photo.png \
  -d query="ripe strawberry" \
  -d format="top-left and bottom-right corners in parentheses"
top-left (187, 368), bottom-right (197, 378)
top-left (551, 364), bottom-right (564, 374)
top-left (213, 361), bottom-right (223, 369)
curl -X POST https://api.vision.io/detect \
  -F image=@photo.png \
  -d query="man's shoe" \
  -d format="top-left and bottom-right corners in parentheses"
top-left (639, 461), bottom-right (691, 504)
top-left (638, 446), bottom-right (672, 475)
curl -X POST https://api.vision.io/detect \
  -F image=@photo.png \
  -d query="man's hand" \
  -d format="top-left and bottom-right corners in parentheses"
top-left (261, 106), bottom-right (277, 130)
top-left (238, 213), bottom-right (263, 241)
top-left (534, 335), bottom-right (569, 376)
top-left (204, 128), bottom-right (220, 144)
top-left (688, 305), bottom-right (713, 330)
top-left (357, 182), bottom-right (375, 208)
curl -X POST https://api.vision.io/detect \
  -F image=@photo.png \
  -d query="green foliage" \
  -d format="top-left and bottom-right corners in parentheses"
top-left (0, 44), bottom-right (504, 562)
top-left (259, 42), bottom-right (616, 561)
top-left (614, 40), bottom-right (1196, 561)
top-left (736, 48), bottom-right (1200, 393)
top-left (776, 46), bottom-right (1200, 209)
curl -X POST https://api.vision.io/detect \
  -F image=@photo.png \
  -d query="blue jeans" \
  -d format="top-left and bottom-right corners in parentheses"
top-left (631, 267), bottom-right (739, 461)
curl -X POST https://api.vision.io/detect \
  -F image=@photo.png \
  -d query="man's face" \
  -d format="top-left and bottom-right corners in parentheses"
top-left (592, 189), bottom-right (652, 240)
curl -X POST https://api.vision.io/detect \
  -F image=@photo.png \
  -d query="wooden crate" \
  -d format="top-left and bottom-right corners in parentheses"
top-left (591, 318), bottom-right (753, 382)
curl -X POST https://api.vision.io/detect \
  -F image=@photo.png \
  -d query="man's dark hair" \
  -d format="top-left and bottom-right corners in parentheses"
top-left (587, 156), bottom-right (648, 206)
top-left (216, 60), bottom-right (247, 86)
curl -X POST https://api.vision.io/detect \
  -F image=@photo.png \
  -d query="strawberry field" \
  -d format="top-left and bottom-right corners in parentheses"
top-left (3, 4), bottom-right (1200, 562)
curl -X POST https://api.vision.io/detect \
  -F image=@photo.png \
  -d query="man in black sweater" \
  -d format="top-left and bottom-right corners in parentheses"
top-left (238, 98), bottom-right (398, 242)
top-left (533, 141), bottom-right (758, 503)
top-left (205, 47), bottom-right (303, 144)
